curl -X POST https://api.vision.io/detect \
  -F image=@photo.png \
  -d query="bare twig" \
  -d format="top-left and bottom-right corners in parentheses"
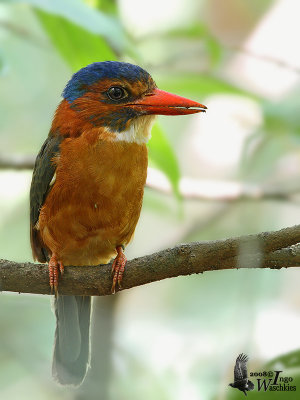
top-left (0, 154), bottom-right (36, 170)
top-left (147, 169), bottom-right (300, 202)
top-left (232, 45), bottom-right (300, 75)
top-left (0, 225), bottom-right (299, 296)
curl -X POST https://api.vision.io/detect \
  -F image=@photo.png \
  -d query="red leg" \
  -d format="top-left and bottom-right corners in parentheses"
top-left (58, 261), bottom-right (64, 275)
top-left (48, 253), bottom-right (64, 295)
top-left (111, 246), bottom-right (127, 294)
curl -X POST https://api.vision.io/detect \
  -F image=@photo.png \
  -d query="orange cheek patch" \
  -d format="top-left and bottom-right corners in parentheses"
top-left (52, 100), bottom-right (96, 137)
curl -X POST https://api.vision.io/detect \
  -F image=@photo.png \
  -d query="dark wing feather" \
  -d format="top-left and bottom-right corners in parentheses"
top-left (234, 353), bottom-right (249, 382)
top-left (247, 380), bottom-right (255, 391)
top-left (30, 134), bottom-right (62, 262)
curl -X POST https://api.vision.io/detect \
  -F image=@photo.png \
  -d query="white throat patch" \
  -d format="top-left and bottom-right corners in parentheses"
top-left (112, 115), bottom-right (156, 144)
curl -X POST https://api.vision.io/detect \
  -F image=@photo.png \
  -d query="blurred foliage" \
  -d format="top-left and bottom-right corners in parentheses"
top-left (0, 0), bottom-right (300, 399)
top-left (35, 10), bottom-right (116, 71)
top-left (157, 74), bottom-right (248, 97)
top-left (0, 51), bottom-right (5, 75)
top-left (91, 0), bottom-right (118, 15)
top-left (164, 23), bottom-right (223, 67)
top-left (148, 123), bottom-right (181, 199)
top-left (6, 0), bottom-right (124, 52)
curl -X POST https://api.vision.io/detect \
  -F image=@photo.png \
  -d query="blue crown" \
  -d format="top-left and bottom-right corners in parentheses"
top-left (63, 61), bottom-right (150, 103)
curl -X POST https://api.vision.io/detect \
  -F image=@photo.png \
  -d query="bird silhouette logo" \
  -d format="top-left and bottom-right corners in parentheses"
top-left (229, 354), bottom-right (255, 396)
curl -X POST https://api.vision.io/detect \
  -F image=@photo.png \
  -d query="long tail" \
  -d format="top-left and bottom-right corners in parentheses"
top-left (52, 295), bottom-right (91, 386)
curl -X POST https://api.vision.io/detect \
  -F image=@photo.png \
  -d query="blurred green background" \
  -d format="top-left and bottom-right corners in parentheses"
top-left (0, 0), bottom-right (300, 399)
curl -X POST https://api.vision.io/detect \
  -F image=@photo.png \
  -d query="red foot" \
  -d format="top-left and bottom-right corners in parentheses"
top-left (48, 254), bottom-right (64, 295)
top-left (111, 246), bottom-right (127, 294)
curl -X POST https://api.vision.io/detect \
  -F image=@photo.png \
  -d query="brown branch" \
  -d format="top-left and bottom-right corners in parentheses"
top-left (0, 225), bottom-right (299, 296)
top-left (1, 154), bottom-right (300, 202)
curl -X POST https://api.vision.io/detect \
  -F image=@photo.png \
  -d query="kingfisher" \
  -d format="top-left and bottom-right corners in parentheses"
top-left (29, 61), bottom-right (206, 386)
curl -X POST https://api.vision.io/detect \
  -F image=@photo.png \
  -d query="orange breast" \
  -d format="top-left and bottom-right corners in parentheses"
top-left (38, 132), bottom-right (148, 266)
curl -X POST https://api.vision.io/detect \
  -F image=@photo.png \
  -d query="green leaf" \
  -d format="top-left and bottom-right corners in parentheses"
top-left (166, 23), bottom-right (208, 39)
top-left (6, 0), bottom-right (125, 53)
top-left (265, 349), bottom-right (300, 371)
top-left (206, 36), bottom-right (222, 67)
top-left (263, 98), bottom-right (300, 135)
top-left (148, 123), bottom-right (181, 199)
top-left (35, 9), bottom-right (116, 71)
top-left (87, 0), bottom-right (118, 15)
top-left (156, 74), bottom-right (253, 98)
top-left (158, 23), bottom-right (223, 67)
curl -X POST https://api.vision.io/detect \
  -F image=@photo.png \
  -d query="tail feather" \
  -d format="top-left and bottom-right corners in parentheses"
top-left (52, 295), bottom-right (91, 386)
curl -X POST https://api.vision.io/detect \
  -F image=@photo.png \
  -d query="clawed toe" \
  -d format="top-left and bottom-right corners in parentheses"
top-left (111, 246), bottom-right (127, 294)
top-left (48, 254), bottom-right (64, 295)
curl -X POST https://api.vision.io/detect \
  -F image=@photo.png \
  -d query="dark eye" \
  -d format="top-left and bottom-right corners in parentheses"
top-left (107, 86), bottom-right (127, 101)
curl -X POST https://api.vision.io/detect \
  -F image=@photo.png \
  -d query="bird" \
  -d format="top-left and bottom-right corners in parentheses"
top-left (229, 353), bottom-right (255, 396)
top-left (29, 61), bottom-right (206, 386)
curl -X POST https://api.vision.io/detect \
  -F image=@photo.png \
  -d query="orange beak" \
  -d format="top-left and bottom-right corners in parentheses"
top-left (130, 88), bottom-right (207, 115)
